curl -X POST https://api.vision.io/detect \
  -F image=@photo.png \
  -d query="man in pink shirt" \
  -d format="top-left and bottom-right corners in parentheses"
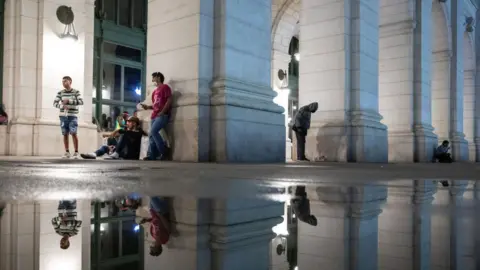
top-left (141, 72), bottom-right (172, 160)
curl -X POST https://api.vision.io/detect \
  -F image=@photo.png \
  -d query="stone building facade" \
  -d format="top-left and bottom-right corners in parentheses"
top-left (0, 0), bottom-right (478, 163)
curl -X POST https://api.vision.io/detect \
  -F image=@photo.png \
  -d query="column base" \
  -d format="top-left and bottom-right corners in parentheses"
top-left (211, 78), bottom-right (286, 162)
top-left (473, 138), bottom-right (480, 162)
top-left (450, 132), bottom-right (469, 161)
top-left (306, 110), bottom-right (388, 162)
top-left (468, 142), bottom-right (476, 162)
top-left (1, 118), bottom-right (98, 156)
top-left (414, 124), bottom-right (438, 162)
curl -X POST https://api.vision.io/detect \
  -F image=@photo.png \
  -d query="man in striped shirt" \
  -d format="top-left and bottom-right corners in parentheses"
top-left (53, 76), bottom-right (84, 159)
top-left (51, 199), bottom-right (82, 250)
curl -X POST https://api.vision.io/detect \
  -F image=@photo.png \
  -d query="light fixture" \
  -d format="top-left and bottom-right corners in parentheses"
top-left (294, 53), bottom-right (300, 61)
top-left (134, 87), bottom-right (141, 96)
top-left (57, 6), bottom-right (78, 41)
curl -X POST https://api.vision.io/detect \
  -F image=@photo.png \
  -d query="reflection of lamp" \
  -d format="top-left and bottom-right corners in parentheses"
top-left (294, 53), bottom-right (300, 61)
top-left (56, 6), bottom-right (78, 41)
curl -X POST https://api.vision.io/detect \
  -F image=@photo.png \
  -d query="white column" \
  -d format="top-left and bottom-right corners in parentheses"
top-left (146, 0), bottom-right (213, 162)
top-left (449, 0), bottom-right (469, 161)
top-left (379, 0), bottom-right (437, 162)
top-left (2, 0), bottom-right (97, 156)
top-left (272, 50), bottom-right (292, 160)
top-left (378, 180), bottom-right (437, 269)
top-left (463, 71), bottom-right (476, 161)
top-left (300, 0), bottom-right (387, 162)
top-left (210, 0), bottom-right (285, 162)
top-left (432, 51), bottom-right (451, 142)
top-left (298, 185), bottom-right (387, 270)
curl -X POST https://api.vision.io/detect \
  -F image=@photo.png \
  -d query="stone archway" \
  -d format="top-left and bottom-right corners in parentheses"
top-left (271, 0), bottom-right (301, 160)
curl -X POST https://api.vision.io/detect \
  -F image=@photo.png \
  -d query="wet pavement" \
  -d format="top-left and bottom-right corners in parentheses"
top-left (0, 157), bottom-right (479, 270)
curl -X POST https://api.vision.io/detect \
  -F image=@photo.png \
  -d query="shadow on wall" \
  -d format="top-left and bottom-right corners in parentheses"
top-left (312, 121), bottom-right (349, 162)
top-left (165, 79), bottom-right (182, 161)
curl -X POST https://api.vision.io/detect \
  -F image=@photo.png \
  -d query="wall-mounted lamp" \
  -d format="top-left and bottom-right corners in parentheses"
top-left (56, 6), bottom-right (78, 41)
top-left (277, 69), bottom-right (289, 89)
top-left (465, 17), bottom-right (475, 33)
top-left (294, 53), bottom-right (300, 61)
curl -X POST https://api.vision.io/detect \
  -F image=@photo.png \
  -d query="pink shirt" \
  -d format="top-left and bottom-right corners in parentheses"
top-left (151, 84), bottom-right (172, 119)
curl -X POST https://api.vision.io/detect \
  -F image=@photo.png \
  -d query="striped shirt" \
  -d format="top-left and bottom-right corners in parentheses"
top-left (51, 208), bottom-right (82, 237)
top-left (53, 88), bottom-right (84, 116)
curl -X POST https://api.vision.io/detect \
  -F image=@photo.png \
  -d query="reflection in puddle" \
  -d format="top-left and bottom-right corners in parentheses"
top-left (1, 176), bottom-right (480, 269)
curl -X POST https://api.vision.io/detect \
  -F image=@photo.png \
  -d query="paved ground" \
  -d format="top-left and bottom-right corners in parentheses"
top-left (0, 156), bottom-right (478, 201)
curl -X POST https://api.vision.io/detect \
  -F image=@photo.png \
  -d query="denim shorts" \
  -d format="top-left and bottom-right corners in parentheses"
top-left (60, 116), bottom-right (78, 135)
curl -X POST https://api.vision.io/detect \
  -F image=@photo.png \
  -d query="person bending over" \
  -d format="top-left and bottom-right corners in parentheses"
top-left (435, 140), bottom-right (452, 163)
top-left (291, 102), bottom-right (318, 161)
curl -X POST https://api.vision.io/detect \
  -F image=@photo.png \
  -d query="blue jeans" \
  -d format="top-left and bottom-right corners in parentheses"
top-left (150, 197), bottom-right (168, 215)
top-left (59, 116), bottom-right (78, 135)
top-left (58, 200), bottom-right (77, 210)
top-left (95, 145), bottom-right (109, 156)
top-left (147, 115), bottom-right (168, 159)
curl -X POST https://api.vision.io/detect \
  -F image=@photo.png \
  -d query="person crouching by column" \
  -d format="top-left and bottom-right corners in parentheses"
top-left (435, 140), bottom-right (453, 163)
top-left (141, 72), bottom-right (172, 161)
top-left (291, 102), bottom-right (318, 161)
top-left (52, 199), bottom-right (82, 250)
top-left (138, 196), bottom-right (171, 256)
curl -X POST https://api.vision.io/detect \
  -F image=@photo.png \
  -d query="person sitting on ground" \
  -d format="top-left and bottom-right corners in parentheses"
top-left (51, 199), bottom-right (82, 250)
top-left (105, 116), bottom-right (148, 160)
top-left (435, 140), bottom-right (452, 163)
top-left (80, 134), bottom-right (120, 159)
top-left (138, 196), bottom-right (171, 257)
top-left (290, 102), bottom-right (318, 161)
top-left (0, 201), bottom-right (5, 218)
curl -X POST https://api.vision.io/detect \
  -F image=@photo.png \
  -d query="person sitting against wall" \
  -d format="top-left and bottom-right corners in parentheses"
top-left (435, 140), bottom-right (452, 163)
top-left (104, 116), bottom-right (148, 160)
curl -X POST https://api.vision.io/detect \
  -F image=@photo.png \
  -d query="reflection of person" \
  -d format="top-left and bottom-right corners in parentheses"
top-left (51, 200), bottom-right (82, 250)
top-left (116, 194), bottom-right (142, 211)
top-left (141, 72), bottom-right (172, 161)
top-left (53, 76), bottom-right (84, 159)
top-left (290, 186), bottom-right (317, 226)
top-left (0, 104), bottom-right (8, 125)
top-left (291, 102), bottom-right (318, 161)
top-left (138, 197), bottom-right (171, 256)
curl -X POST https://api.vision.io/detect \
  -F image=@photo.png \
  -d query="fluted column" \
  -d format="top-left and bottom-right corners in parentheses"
top-left (463, 70), bottom-right (476, 161)
top-left (299, 0), bottom-right (387, 162)
top-left (449, 0), bottom-right (469, 161)
top-left (379, 0), bottom-right (437, 162)
top-left (298, 185), bottom-right (387, 270)
top-left (379, 180), bottom-right (437, 270)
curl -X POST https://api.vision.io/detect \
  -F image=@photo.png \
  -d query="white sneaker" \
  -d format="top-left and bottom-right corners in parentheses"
top-left (104, 152), bottom-right (120, 160)
top-left (62, 152), bottom-right (71, 159)
top-left (72, 152), bottom-right (80, 159)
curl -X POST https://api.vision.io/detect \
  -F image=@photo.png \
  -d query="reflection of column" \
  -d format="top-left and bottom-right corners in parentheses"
top-left (378, 180), bottom-right (437, 269)
top-left (143, 197), bottom-right (283, 270)
top-left (449, 181), bottom-right (468, 270)
top-left (431, 180), bottom-right (468, 270)
top-left (298, 185), bottom-right (387, 270)
top-left (2, 0), bottom-right (97, 156)
top-left (0, 200), bottom-right (88, 270)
